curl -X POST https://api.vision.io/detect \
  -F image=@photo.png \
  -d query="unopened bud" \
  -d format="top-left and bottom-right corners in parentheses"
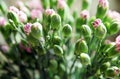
top-left (62, 24), bottom-right (72, 38)
top-left (54, 45), bottom-right (63, 57)
top-left (92, 19), bottom-right (107, 39)
top-left (51, 13), bottom-right (61, 31)
top-left (109, 22), bottom-right (120, 35)
top-left (105, 66), bottom-right (119, 78)
top-left (74, 39), bottom-right (88, 56)
top-left (96, 0), bottom-right (109, 18)
top-left (80, 53), bottom-right (91, 65)
top-left (31, 22), bottom-right (43, 40)
top-left (100, 62), bottom-right (110, 72)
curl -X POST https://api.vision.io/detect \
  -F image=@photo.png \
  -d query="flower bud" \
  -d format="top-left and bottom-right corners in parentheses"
top-left (53, 36), bottom-right (62, 45)
top-left (0, 17), bottom-right (7, 26)
top-left (115, 35), bottom-right (120, 53)
top-left (96, 0), bottom-right (109, 19)
top-left (62, 24), bottom-right (72, 38)
top-left (80, 53), bottom-right (91, 65)
top-left (7, 11), bottom-right (19, 25)
top-left (24, 23), bottom-right (32, 35)
top-left (31, 22), bottom-right (43, 40)
top-left (19, 11), bottom-right (27, 23)
top-left (54, 75), bottom-right (60, 79)
top-left (31, 9), bottom-right (42, 20)
top-left (74, 39), bottom-right (88, 56)
top-left (82, 0), bottom-right (90, 10)
top-left (9, 6), bottom-right (19, 14)
top-left (105, 66), bottom-right (119, 78)
top-left (45, 9), bottom-right (55, 16)
top-left (100, 62), bottom-right (110, 72)
top-left (57, 0), bottom-right (67, 10)
top-left (80, 10), bottom-right (89, 24)
top-left (54, 45), bottom-right (63, 57)
top-left (92, 19), bottom-right (107, 39)
top-left (81, 25), bottom-right (92, 41)
top-left (109, 22), bottom-right (120, 35)
top-left (49, 59), bottom-right (58, 71)
top-left (51, 13), bottom-right (61, 31)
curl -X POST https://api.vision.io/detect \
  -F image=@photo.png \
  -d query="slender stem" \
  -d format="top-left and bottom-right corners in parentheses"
top-left (70, 56), bottom-right (77, 74)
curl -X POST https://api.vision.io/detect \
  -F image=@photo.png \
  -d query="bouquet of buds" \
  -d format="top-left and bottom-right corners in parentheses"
top-left (0, 0), bottom-right (120, 79)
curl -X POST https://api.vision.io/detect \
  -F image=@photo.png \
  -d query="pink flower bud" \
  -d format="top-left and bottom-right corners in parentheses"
top-left (31, 9), bottom-right (42, 19)
top-left (24, 23), bottom-right (32, 35)
top-left (80, 10), bottom-right (89, 19)
top-left (9, 6), bottom-right (19, 14)
top-left (45, 9), bottom-right (55, 16)
top-left (115, 35), bottom-right (120, 52)
top-left (107, 10), bottom-right (120, 22)
top-left (0, 17), bottom-right (6, 26)
top-left (98, 0), bottom-right (109, 8)
top-left (57, 0), bottom-right (66, 9)
top-left (19, 11), bottom-right (27, 23)
top-left (92, 19), bottom-right (102, 28)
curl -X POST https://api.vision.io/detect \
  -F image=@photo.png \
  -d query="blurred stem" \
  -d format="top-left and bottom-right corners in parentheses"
top-left (70, 56), bottom-right (77, 75)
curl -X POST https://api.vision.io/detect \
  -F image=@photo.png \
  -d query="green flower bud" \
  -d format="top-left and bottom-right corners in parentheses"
top-left (7, 11), bottom-right (19, 25)
top-left (54, 45), bottom-right (63, 57)
top-left (100, 62), bottom-right (111, 72)
top-left (109, 22), bottom-right (120, 35)
top-left (96, 0), bottom-right (109, 19)
top-left (51, 13), bottom-right (61, 31)
top-left (81, 25), bottom-right (92, 41)
top-left (74, 39), bottom-right (88, 56)
top-left (53, 36), bottom-right (62, 45)
top-left (80, 53), bottom-right (91, 65)
top-left (105, 66), bottom-right (119, 78)
top-left (31, 22), bottom-right (43, 40)
top-left (54, 75), bottom-right (60, 79)
top-left (49, 59), bottom-right (58, 72)
top-left (82, 0), bottom-right (90, 10)
top-left (62, 24), bottom-right (72, 38)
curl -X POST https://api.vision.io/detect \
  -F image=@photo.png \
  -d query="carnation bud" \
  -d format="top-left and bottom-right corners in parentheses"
top-left (92, 19), bottom-right (107, 39)
top-left (62, 24), bottom-right (72, 38)
top-left (24, 23), bottom-right (32, 35)
top-left (19, 11), bottom-right (27, 23)
top-left (82, 0), bottom-right (90, 10)
top-left (96, 0), bottom-right (109, 19)
top-left (81, 25), bottom-right (92, 41)
top-left (115, 35), bottom-right (120, 53)
top-left (7, 11), bottom-right (19, 25)
top-left (53, 36), bottom-right (62, 45)
top-left (105, 66), bottom-right (119, 78)
top-left (51, 13), bottom-right (61, 31)
top-left (49, 59), bottom-right (58, 71)
top-left (80, 10), bottom-right (89, 24)
top-left (54, 75), bottom-right (60, 79)
top-left (31, 9), bottom-right (42, 20)
top-left (31, 22), bottom-right (43, 40)
top-left (109, 22), bottom-right (120, 35)
top-left (74, 39), bottom-right (88, 56)
top-left (80, 53), bottom-right (91, 65)
top-left (0, 17), bottom-right (7, 26)
top-left (54, 45), bottom-right (63, 57)
top-left (45, 9), bottom-right (55, 16)
top-left (100, 62), bottom-right (110, 72)
top-left (57, 0), bottom-right (67, 10)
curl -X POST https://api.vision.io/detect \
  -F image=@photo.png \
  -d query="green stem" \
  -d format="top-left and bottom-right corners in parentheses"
top-left (70, 56), bottom-right (77, 75)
